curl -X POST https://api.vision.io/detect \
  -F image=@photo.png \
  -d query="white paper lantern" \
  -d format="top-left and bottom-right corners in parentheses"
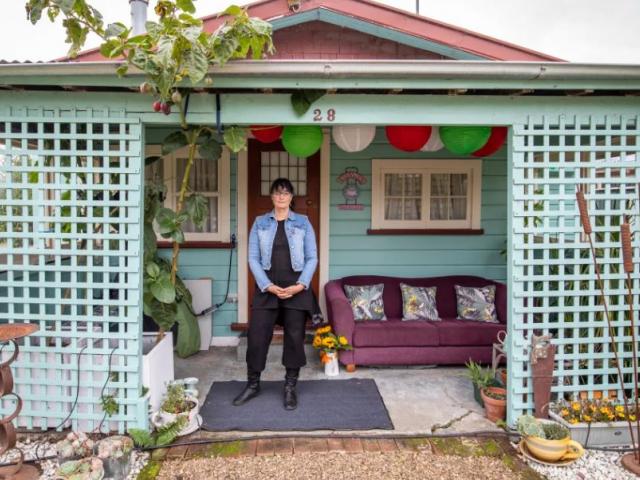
top-left (420, 126), bottom-right (444, 152)
top-left (332, 125), bottom-right (376, 153)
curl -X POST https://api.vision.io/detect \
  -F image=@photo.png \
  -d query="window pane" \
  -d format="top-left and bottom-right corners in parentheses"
top-left (385, 174), bottom-right (403, 196)
top-left (404, 199), bottom-right (421, 220)
top-left (431, 174), bottom-right (449, 196)
top-left (183, 197), bottom-right (218, 233)
top-left (450, 174), bottom-right (468, 196)
top-left (450, 198), bottom-right (467, 220)
top-left (385, 198), bottom-right (403, 220)
top-left (430, 198), bottom-right (448, 220)
top-left (404, 173), bottom-right (422, 196)
top-left (176, 158), bottom-right (218, 193)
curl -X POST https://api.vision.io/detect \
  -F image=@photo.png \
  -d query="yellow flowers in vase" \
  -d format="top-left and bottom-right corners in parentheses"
top-left (312, 325), bottom-right (352, 365)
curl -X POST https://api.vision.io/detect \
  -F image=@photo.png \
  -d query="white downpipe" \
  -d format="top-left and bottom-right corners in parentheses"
top-left (129, 0), bottom-right (149, 36)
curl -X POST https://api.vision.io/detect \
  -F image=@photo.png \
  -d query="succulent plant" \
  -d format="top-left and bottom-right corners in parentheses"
top-left (56, 457), bottom-right (104, 480)
top-left (516, 414), bottom-right (546, 438)
top-left (56, 431), bottom-right (94, 460)
top-left (542, 422), bottom-right (570, 440)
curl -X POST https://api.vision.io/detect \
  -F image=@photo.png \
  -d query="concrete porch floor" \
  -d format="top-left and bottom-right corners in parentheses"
top-left (174, 346), bottom-right (500, 438)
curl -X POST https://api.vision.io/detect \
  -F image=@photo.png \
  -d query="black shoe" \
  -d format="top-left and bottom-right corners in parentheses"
top-left (284, 368), bottom-right (299, 410)
top-left (233, 371), bottom-right (261, 406)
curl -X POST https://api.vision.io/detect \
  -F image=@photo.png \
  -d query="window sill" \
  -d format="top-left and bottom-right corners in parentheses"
top-left (366, 228), bottom-right (484, 236)
top-left (157, 241), bottom-right (233, 249)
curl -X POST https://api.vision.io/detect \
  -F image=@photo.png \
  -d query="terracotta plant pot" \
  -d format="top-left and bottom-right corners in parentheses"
top-left (480, 387), bottom-right (507, 423)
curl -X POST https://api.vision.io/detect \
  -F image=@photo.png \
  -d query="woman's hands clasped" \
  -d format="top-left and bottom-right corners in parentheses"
top-left (266, 284), bottom-right (305, 299)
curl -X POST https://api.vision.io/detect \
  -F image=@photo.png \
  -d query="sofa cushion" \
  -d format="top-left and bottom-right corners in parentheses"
top-left (455, 285), bottom-right (499, 323)
top-left (344, 284), bottom-right (387, 320)
top-left (353, 319), bottom-right (440, 347)
top-left (436, 319), bottom-right (505, 346)
top-left (400, 283), bottom-right (439, 320)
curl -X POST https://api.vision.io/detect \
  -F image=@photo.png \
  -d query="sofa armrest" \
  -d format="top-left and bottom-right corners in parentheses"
top-left (495, 282), bottom-right (507, 325)
top-left (324, 280), bottom-right (355, 343)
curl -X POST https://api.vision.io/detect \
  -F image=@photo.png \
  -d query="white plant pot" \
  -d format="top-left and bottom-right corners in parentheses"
top-left (151, 396), bottom-right (200, 436)
top-left (324, 351), bottom-right (339, 377)
top-left (183, 278), bottom-right (213, 351)
top-left (143, 332), bottom-right (175, 412)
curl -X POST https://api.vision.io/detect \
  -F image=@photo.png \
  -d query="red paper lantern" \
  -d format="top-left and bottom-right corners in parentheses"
top-left (472, 126), bottom-right (508, 157)
top-left (385, 125), bottom-right (432, 152)
top-left (250, 125), bottom-right (283, 143)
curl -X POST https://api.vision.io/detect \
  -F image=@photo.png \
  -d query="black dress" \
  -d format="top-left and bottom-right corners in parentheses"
top-left (252, 219), bottom-right (316, 315)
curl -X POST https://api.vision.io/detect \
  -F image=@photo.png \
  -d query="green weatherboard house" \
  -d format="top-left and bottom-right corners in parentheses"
top-left (1, 0), bottom-right (640, 431)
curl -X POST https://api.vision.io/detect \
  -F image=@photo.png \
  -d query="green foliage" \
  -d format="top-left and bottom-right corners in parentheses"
top-left (291, 90), bottom-right (326, 116)
top-left (100, 394), bottom-right (119, 417)
top-left (128, 415), bottom-right (187, 448)
top-left (516, 414), bottom-right (546, 438)
top-left (223, 126), bottom-right (248, 153)
top-left (542, 422), bottom-right (569, 440)
top-left (161, 384), bottom-right (194, 414)
top-left (465, 360), bottom-right (500, 389)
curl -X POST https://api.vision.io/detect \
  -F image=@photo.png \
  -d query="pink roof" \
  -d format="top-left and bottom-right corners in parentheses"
top-left (68, 0), bottom-right (561, 62)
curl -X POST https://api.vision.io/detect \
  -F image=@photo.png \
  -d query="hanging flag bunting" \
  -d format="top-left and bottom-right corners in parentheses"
top-left (440, 126), bottom-right (492, 155)
top-left (385, 125), bottom-right (432, 152)
top-left (332, 125), bottom-right (376, 153)
top-left (420, 126), bottom-right (444, 152)
top-left (250, 125), bottom-right (283, 143)
top-left (282, 125), bottom-right (324, 157)
top-left (472, 126), bottom-right (508, 157)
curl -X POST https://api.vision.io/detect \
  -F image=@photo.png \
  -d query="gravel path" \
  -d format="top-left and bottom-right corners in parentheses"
top-left (518, 444), bottom-right (637, 480)
top-left (159, 451), bottom-right (522, 480)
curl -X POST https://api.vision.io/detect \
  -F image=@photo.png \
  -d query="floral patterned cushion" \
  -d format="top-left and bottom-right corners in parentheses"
top-left (400, 283), bottom-right (439, 321)
top-left (343, 284), bottom-right (387, 321)
top-left (455, 285), bottom-right (499, 323)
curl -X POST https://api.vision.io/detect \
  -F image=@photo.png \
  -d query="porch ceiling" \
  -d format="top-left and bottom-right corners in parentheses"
top-left (2, 60), bottom-right (640, 95)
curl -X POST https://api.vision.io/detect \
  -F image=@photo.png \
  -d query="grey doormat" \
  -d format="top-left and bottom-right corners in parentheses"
top-left (200, 378), bottom-right (394, 431)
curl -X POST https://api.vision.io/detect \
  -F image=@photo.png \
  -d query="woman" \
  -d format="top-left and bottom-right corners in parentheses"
top-left (233, 178), bottom-right (319, 410)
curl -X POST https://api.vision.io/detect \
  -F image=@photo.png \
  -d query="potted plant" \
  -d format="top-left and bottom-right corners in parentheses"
top-left (312, 326), bottom-right (352, 376)
top-left (480, 386), bottom-right (507, 422)
top-left (151, 384), bottom-right (200, 437)
top-left (550, 398), bottom-right (639, 447)
top-left (465, 360), bottom-right (500, 407)
top-left (517, 414), bottom-right (584, 463)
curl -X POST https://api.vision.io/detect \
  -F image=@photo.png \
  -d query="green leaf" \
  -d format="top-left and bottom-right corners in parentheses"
top-left (223, 5), bottom-right (244, 17)
top-left (151, 274), bottom-right (176, 304)
top-left (146, 262), bottom-right (160, 278)
top-left (148, 297), bottom-right (177, 331)
top-left (100, 39), bottom-right (121, 58)
top-left (105, 22), bottom-right (127, 38)
top-left (184, 47), bottom-right (208, 84)
top-left (156, 207), bottom-right (178, 234)
top-left (28, 171), bottom-right (39, 184)
top-left (143, 224), bottom-right (157, 264)
top-left (184, 194), bottom-right (208, 228)
top-left (291, 90), bottom-right (326, 116)
top-left (161, 131), bottom-right (188, 155)
top-left (176, 0), bottom-right (196, 14)
top-left (174, 299), bottom-right (200, 358)
top-left (198, 138), bottom-right (222, 161)
top-left (223, 126), bottom-right (247, 153)
top-left (128, 429), bottom-right (155, 448)
top-left (115, 64), bottom-right (129, 77)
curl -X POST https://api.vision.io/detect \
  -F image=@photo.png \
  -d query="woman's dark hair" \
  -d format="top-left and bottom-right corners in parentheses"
top-left (269, 178), bottom-right (295, 196)
top-left (270, 178), bottom-right (295, 210)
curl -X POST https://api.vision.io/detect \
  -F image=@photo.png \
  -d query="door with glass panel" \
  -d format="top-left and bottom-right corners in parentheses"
top-left (247, 139), bottom-right (320, 321)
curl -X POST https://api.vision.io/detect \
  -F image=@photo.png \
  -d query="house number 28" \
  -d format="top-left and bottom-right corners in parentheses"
top-left (313, 108), bottom-right (336, 122)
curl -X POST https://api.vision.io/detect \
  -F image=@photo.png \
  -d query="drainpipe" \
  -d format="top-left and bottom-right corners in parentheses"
top-left (129, 0), bottom-right (149, 36)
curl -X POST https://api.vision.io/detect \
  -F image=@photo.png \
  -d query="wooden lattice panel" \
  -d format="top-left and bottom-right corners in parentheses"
top-left (509, 115), bottom-right (640, 423)
top-left (0, 107), bottom-right (144, 432)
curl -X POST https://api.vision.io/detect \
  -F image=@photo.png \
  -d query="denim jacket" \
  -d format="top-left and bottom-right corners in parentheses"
top-left (248, 210), bottom-right (318, 292)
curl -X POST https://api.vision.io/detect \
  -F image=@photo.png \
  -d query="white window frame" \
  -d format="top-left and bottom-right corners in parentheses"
top-left (145, 144), bottom-right (230, 242)
top-left (371, 159), bottom-right (482, 230)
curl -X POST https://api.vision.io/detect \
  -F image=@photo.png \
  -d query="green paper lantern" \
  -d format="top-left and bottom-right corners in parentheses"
top-left (440, 126), bottom-right (492, 155)
top-left (282, 125), bottom-right (324, 158)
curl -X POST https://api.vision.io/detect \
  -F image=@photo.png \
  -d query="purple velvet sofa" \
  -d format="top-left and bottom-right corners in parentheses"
top-left (324, 275), bottom-right (507, 369)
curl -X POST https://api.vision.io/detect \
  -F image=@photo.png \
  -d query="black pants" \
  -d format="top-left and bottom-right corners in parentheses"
top-left (247, 308), bottom-right (307, 372)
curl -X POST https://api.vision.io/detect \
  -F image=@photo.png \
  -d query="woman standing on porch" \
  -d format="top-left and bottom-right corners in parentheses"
top-left (233, 178), bottom-right (319, 410)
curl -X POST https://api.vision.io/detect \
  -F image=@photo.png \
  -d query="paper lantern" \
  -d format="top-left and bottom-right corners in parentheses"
top-left (385, 125), bottom-right (431, 152)
top-left (472, 126), bottom-right (508, 157)
top-left (440, 126), bottom-right (492, 155)
top-left (282, 125), bottom-right (324, 157)
top-left (332, 125), bottom-right (376, 153)
top-left (250, 125), bottom-right (283, 143)
top-left (420, 126), bottom-right (444, 152)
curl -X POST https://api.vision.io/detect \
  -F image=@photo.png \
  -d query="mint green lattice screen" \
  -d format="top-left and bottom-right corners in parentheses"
top-left (0, 107), bottom-right (144, 432)
top-left (509, 114), bottom-right (640, 424)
